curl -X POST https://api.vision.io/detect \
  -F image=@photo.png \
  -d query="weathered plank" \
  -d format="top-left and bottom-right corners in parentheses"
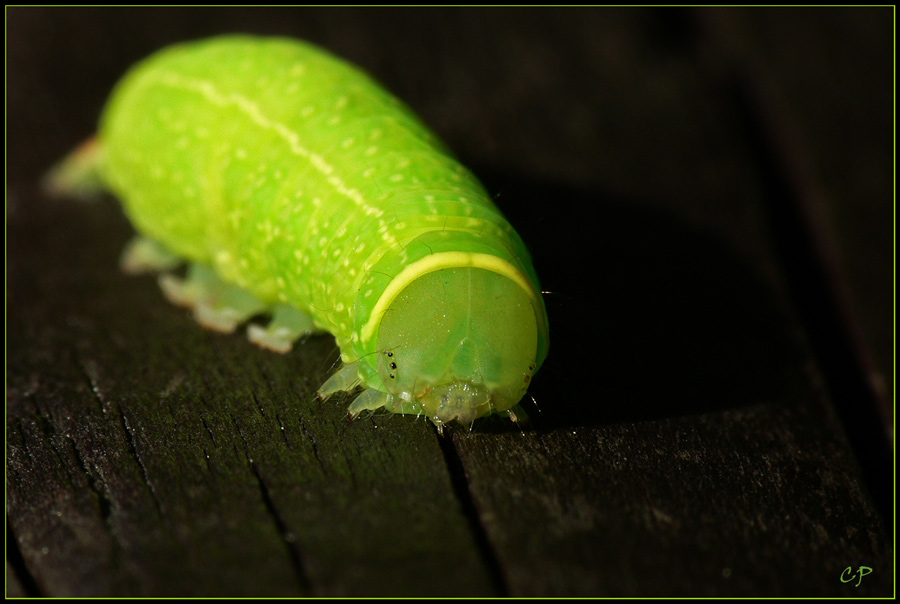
top-left (700, 8), bottom-right (894, 425)
top-left (444, 9), bottom-right (892, 595)
top-left (451, 177), bottom-right (891, 597)
top-left (7, 6), bottom-right (893, 598)
top-left (7, 194), bottom-right (496, 597)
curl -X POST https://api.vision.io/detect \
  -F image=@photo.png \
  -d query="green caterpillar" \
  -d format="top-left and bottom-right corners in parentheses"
top-left (47, 35), bottom-right (549, 431)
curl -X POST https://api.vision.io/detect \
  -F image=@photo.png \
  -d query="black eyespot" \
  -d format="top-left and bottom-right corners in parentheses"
top-left (389, 373), bottom-right (395, 379)
top-left (390, 362), bottom-right (396, 369)
top-left (386, 351), bottom-right (393, 357)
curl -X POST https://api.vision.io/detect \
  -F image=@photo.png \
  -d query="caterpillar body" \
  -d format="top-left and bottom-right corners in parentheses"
top-left (47, 35), bottom-right (549, 430)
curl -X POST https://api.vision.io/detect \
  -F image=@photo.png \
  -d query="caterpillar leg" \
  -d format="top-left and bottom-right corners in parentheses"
top-left (159, 263), bottom-right (267, 333)
top-left (120, 236), bottom-right (182, 274)
top-left (247, 304), bottom-right (323, 353)
top-left (321, 371), bottom-right (425, 422)
top-left (317, 362), bottom-right (362, 400)
top-left (347, 389), bottom-right (396, 419)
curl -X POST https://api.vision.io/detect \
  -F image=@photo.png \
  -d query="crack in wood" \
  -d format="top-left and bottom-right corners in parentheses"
top-left (438, 429), bottom-right (507, 597)
top-left (295, 414), bottom-right (325, 470)
top-left (117, 404), bottom-right (164, 516)
top-left (31, 413), bottom-right (80, 490)
top-left (66, 434), bottom-right (114, 529)
top-left (75, 354), bottom-right (108, 415)
top-left (247, 459), bottom-right (313, 595)
top-left (275, 413), bottom-right (292, 449)
top-left (7, 517), bottom-right (43, 597)
top-left (200, 414), bottom-right (218, 447)
top-left (228, 412), bottom-right (312, 591)
top-left (251, 392), bottom-right (269, 420)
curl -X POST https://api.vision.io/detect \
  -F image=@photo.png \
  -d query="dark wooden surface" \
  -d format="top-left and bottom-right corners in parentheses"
top-left (7, 7), bottom-right (894, 597)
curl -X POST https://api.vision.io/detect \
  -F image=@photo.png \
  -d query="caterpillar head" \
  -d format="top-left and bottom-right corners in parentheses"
top-left (375, 266), bottom-right (545, 427)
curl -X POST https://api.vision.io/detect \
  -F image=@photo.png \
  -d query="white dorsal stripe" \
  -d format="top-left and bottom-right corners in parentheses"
top-left (154, 71), bottom-right (398, 246)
